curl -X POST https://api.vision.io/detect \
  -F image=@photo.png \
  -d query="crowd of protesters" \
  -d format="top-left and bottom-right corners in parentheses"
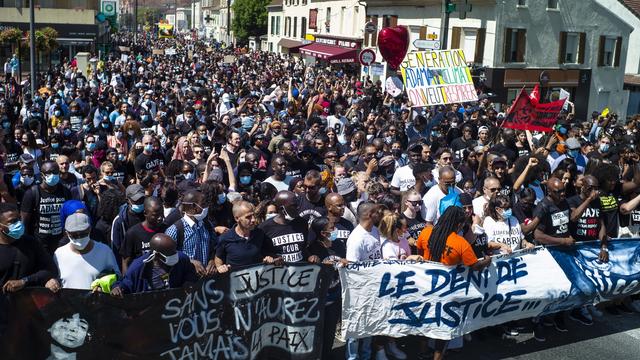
top-left (1, 31), bottom-right (640, 360)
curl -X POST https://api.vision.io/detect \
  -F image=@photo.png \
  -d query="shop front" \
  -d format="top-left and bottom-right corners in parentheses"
top-left (299, 35), bottom-right (362, 71)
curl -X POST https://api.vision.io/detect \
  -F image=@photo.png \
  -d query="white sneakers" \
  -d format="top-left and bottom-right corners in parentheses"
top-left (385, 342), bottom-right (408, 360)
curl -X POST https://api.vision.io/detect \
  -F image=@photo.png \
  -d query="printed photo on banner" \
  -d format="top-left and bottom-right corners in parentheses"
top-left (400, 49), bottom-right (478, 107)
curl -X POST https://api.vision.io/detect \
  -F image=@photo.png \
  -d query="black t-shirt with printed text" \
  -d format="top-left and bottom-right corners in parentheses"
top-left (567, 195), bottom-right (602, 242)
top-left (533, 197), bottom-right (571, 240)
top-left (257, 217), bottom-right (309, 263)
top-left (21, 184), bottom-right (71, 251)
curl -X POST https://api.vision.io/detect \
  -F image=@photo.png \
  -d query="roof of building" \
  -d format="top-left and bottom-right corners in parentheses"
top-left (624, 74), bottom-right (640, 86)
top-left (619, 0), bottom-right (640, 19)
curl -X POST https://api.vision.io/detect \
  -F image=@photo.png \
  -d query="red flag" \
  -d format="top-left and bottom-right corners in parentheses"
top-left (504, 89), bottom-right (565, 132)
top-left (529, 84), bottom-right (540, 106)
top-left (504, 89), bottom-right (536, 130)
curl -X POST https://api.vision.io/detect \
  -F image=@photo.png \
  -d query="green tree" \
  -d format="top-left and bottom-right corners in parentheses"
top-left (232, 0), bottom-right (270, 43)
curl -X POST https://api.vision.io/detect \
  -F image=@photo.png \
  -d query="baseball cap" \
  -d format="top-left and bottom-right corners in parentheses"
top-left (565, 137), bottom-right (581, 150)
top-left (65, 213), bottom-right (91, 232)
top-left (126, 184), bottom-right (145, 201)
top-left (19, 153), bottom-right (36, 164)
top-left (336, 178), bottom-right (356, 196)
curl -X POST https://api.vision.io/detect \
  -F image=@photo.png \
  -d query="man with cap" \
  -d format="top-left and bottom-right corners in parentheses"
top-left (111, 233), bottom-right (197, 296)
top-left (551, 137), bottom-right (585, 173)
top-left (51, 213), bottom-right (120, 290)
top-left (110, 184), bottom-right (146, 265)
top-left (7, 154), bottom-right (36, 208)
top-left (390, 142), bottom-right (424, 196)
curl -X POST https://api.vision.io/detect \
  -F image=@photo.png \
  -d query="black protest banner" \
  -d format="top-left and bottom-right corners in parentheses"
top-left (3, 263), bottom-right (333, 360)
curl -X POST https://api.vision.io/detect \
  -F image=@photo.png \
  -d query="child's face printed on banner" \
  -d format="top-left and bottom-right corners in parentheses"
top-left (48, 313), bottom-right (89, 348)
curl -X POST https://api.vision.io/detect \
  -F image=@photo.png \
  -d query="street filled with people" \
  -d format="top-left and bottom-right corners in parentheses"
top-left (1, 32), bottom-right (640, 359)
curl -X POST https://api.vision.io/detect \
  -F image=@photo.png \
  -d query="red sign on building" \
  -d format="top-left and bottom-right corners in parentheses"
top-left (309, 9), bottom-right (318, 30)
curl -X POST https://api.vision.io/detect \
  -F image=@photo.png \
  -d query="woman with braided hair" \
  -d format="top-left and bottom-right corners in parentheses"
top-left (416, 205), bottom-right (492, 360)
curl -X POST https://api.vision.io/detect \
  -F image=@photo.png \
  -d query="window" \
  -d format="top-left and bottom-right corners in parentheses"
top-left (558, 32), bottom-right (585, 64)
top-left (301, 17), bottom-right (307, 39)
top-left (517, 0), bottom-right (527, 5)
top-left (598, 36), bottom-right (621, 67)
top-left (269, 42), bottom-right (273, 52)
top-left (383, 15), bottom-right (398, 28)
top-left (293, 17), bottom-right (298, 38)
top-left (285, 17), bottom-right (290, 37)
top-left (547, 0), bottom-right (558, 9)
top-left (504, 28), bottom-right (526, 63)
top-left (326, 7), bottom-right (331, 33)
top-left (270, 16), bottom-right (275, 35)
top-left (276, 17), bottom-right (280, 35)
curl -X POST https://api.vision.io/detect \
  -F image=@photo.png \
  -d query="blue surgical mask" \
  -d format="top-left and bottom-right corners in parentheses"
top-left (131, 203), bottom-right (144, 213)
top-left (104, 175), bottom-right (115, 182)
top-left (118, 154), bottom-right (126, 161)
top-left (599, 143), bottom-right (610, 153)
top-left (54, 111), bottom-right (61, 117)
top-left (101, 123), bottom-right (110, 129)
top-left (3, 220), bottom-right (25, 240)
top-left (328, 230), bottom-right (338, 242)
top-left (63, 129), bottom-right (72, 136)
top-left (568, 149), bottom-right (579, 158)
top-left (319, 187), bottom-right (327, 195)
top-left (217, 193), bottom-right (227, 205)
top-left (44, 174), bottom-right (60, 186)
top-left (51, 143), bottom-right (59, 149)
top-left (144, 144), bottom-right (153, 152)
top-left (86, 142), bottom-right (96, 151)
top-left (502, 209), bottom-right (513, 219)
top-left (240, 175), bottom-right (252, 185)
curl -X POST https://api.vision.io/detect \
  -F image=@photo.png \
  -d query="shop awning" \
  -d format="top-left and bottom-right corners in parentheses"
top-left (299, 43), bottom-right (358, 64)
top-left (278, 38), bottom-right (304, 49)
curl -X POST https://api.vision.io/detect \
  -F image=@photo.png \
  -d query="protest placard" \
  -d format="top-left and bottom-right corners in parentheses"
top-left (3, 264), bottom-right (332, 360)
top-left (400, 49), bottom-right (478, 107)
top-left (164, 48), bottom-right (177, 56)
top-left (339, 240), bottom-right (640, 340)
top-left (152, 49), bottom-right (164, 55)
top-left (224, 55), bottom-right (236, 64)
top-left (504, 88), bottom-right (566, 132)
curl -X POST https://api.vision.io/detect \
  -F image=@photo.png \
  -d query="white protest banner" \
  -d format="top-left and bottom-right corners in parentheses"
top-left (339, 247), bottom-right (572, 340)
top-left (165, 48), bottom-right (177, 56)
top-left (400, 49), bottom-right (478, 107)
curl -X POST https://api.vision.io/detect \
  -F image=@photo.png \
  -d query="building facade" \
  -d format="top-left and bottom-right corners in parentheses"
top-left (284, 0), bottom-right (640, 120)
top-left (0, 0), bottom-right (101, 71)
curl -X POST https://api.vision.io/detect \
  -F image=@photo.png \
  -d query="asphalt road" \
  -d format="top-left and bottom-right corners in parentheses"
top-left (331, 311), bottom-right (640, 359)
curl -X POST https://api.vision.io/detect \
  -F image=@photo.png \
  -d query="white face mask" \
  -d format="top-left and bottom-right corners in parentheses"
top-left (282, 206), bottom-right (295, 221)
top-left (193, 207), bottom-right (209, 221)
top-left (162, 252), bottom-right (180, 266)
top-left (265, 213), bottom-right (277, 220)
top-left (69, 235), bottom-right (91, 250)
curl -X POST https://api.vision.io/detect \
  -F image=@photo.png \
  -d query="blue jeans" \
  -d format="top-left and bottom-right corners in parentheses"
top-left (346, 337), bottom-right (372, 360)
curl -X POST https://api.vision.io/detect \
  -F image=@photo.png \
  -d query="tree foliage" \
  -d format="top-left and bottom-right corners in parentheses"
top-left (0, 27), bottom-right (22, 45)
top-left (231, 0), bottom-right (270, 43)
top-left (25, 27), bottom-right (58, 53)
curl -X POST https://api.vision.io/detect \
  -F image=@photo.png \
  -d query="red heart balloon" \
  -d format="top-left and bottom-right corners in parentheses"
top-left (377, 26), bottom-right (410, 70)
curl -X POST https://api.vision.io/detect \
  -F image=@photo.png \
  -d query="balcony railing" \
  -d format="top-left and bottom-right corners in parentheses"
top-left (1, 0), bottom-right (100, 10)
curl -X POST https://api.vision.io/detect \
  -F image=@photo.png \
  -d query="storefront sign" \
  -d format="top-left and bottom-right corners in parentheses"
top-left (314, 35), bottom-right (361, 49)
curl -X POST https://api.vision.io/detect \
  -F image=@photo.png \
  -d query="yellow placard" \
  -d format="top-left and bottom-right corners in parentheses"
top-left (158, 24), bottom-right (174, 38)
top-left (305, 34), bottom-right (316, 41)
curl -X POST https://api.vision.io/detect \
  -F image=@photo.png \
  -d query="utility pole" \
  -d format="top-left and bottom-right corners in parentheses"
top-left (439, 0), bottom-right (452, 50)
top-left (134, 0), bottom-right (138, 43)
top-left (226, 0), bottom-right (231, 37)
top-left (29, 0), bottom-right (35, 95)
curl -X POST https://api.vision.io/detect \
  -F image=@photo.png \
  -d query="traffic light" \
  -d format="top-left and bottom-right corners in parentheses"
top-left (458, 0), bottom-right (472, 20)
top-left (445, 0), bottom-right (457, 13)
